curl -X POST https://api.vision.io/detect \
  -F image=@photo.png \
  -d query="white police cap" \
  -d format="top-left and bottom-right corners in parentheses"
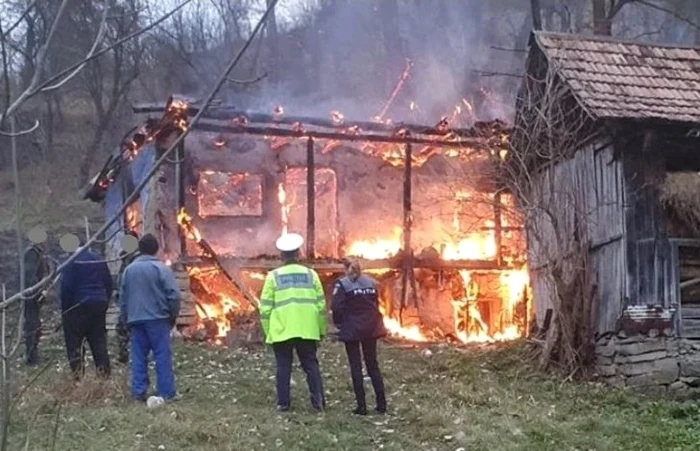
top-left (275, 233), bottom-right (304, 252)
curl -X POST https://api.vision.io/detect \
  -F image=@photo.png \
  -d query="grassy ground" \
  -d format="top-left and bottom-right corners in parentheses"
top-left (6, 333), bottom-right (700, 451)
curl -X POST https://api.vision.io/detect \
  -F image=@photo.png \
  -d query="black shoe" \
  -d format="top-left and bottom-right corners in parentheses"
top-left (26, 358), bottom-right (39, 367)
top-left (375, 406), bottom-right (387, 414)
top-left (353, 407), bottom-right (368, 416)
top-left (277, 405), bottom-right (290, 412)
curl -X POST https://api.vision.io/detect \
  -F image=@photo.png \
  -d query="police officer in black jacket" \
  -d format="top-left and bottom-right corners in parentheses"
top-left (332, 259), bottom-right (387, 416)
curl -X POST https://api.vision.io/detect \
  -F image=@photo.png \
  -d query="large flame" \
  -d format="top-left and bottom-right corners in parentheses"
top-left (347, 227), bottom-right (402, 260)
top-left (378, 304), bottom-right (427, 341)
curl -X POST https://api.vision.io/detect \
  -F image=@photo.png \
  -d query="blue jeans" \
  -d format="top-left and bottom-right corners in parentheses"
top-left (130, 320), bottom-right (176, 399)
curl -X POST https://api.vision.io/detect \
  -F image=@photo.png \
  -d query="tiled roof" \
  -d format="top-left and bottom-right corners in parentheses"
top-left (532, 32), bottom-right (700, 124)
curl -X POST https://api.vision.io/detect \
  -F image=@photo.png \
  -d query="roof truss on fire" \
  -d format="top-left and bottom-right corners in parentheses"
top-left (133, 103), bottom-right (510, 149)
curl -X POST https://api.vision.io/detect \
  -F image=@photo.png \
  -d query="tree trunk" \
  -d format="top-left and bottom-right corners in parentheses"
top-left (592, 0), bottom-right (612, 35)
top-left (531, 0), bottom-right (543, 30)
top-left (77, 125), bottom-right (107, 188)
top-left (265, 0), bottom-right (279, 82)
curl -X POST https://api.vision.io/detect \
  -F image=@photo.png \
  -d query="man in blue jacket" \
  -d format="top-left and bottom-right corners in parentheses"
top-left (120, 234), bottom-right (180, 401)
top-left (60, 240), bottom-right (113, 379)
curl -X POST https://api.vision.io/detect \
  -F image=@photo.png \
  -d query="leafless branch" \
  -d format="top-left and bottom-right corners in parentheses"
top-left (609, 0), bottom-right (637, 19)
top-left (473, 70), bottom-right (523, 78)
top-left (490, 45), bottom-right (527, 53)
top-left (0, 13), bottom-right (13, 115)
top-left (0, 0), bottom-right (194, 125)
top-left (31, 0), bottom-right (193, 98)
top-left (226, 72), bottom-right (268, 85)
top-left (0, 0), bottom-right (39, 39)
top-left (505, 58), bottom-right (599, 371)
top-left (0, 0), bottom-right (281, 312)
top-left (0, 0), bottom-right (70, 127)
top-left (0, 120), bottom-right (40, 137)
top-left (40, 3), bottom-right (111, 93)
top-left (636, 0), bottom-right (700, 30)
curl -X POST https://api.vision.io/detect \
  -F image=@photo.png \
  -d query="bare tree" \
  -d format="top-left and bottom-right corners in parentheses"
top-left (592, 0), bottom-right (638, 35)
top-left (504, 57), bottom-right (598, 372)
top-left (72, 0), bottom-right (145, 186)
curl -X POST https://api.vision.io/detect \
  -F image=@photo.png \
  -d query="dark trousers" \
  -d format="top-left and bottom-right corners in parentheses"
top-left (23, 297), bottom-right (41, 366)
top-left (272, 339), bottom-right (325, 410)
top-left (116, 315), bottom-right (130, 364)
top-left (344, 338), bottom-right (386, 410)
top-left (130, 319), bottom-right (176, 399)
top-left (62, 302), bottom-right (111, 379)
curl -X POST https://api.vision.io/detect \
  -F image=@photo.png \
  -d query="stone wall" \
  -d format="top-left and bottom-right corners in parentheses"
top-left (595, 334), bottom-right (700, 398)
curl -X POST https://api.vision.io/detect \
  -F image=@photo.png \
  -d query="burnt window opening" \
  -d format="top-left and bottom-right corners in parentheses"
top-left (197, 171), bottom-right (264, 218)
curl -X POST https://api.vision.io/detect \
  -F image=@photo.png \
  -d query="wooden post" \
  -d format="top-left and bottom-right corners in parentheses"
top-left (176, 140), bottom-right (186, 256)
top-left (306, 137), bottom-right (315, 259)
top-left (494, 190), bottom-right (503, 266)
top-left (400, 142), bottom-right (413, 322)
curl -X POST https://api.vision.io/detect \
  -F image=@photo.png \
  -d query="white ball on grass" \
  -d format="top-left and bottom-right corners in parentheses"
top-left (147, 396), bottom-right (165, 409)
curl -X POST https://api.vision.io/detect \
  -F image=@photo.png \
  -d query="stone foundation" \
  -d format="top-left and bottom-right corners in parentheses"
top-left (595, 334), bottom-right (700, 398)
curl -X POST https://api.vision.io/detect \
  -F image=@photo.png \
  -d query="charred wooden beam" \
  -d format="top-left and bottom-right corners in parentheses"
top-left (306, 137), bottom-right (315, 258)
top-left (176, 140), bottom-right (186, 255)
top-left (197, 239), bottom-right (261, 310)
top-left (178, 256), bottom-right (517, 272)
top-left (133, 104), bottom-right (507, 139)
top-left (494, 190), bottom-right (503, 267)
top-left (400, 142), bottom-right (415, 321)
top-left (192, 122), bottom-right (495, 149)
top-left (178, 213), bottom-right (260, 309)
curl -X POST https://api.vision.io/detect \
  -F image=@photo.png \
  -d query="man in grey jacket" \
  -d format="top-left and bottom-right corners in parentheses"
top-left (119, 234), bottom-right (180, 401)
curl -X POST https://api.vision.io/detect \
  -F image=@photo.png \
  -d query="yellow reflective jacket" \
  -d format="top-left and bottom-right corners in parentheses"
top-left (259, 263), bottom-right (327, 344)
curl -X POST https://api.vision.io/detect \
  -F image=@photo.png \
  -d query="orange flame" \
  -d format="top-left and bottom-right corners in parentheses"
top-left (177, 208), bottom-right (202, 242)
top-left (277, 184), bottom-right (290, 235)
top-left (347, 227), bottom-right (402, 260)
top-left (378, 303), bottom-right (426, 341)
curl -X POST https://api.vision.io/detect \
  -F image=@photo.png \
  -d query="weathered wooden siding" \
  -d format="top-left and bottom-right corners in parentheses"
top-left (622, 145), bottom-right (674, 308)
top-left (529, 141), bottom-right (626, 335)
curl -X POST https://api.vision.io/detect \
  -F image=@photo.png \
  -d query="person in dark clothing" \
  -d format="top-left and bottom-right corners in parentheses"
top-left (59, 241), bottom-right (113, 379)
top-left (23, 240), bottom-right (49, 366)
top-left (115, 231), bottom-right (139, 364)
top-left (332, 259), bottom-right (387, 416)
top-left (120, 234), bottom-right (180, 401)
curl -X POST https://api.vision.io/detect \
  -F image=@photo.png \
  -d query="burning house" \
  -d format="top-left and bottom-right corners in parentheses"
top-left (517, 32), bottom-right (700, 393)
top-left (85, 96), bottom-right (530, 345)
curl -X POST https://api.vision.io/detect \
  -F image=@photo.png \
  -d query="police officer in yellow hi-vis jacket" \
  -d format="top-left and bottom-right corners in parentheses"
top-left (260, 233), bottom-right (327, 412)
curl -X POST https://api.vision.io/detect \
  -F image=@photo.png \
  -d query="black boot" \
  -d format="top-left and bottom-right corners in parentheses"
top-left (353, 406), bottom-right (368, 416)
top-left (375, 391), bottom-right (387, 414)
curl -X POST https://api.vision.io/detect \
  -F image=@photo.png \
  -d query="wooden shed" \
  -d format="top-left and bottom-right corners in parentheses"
top-left (516, 31), bottom-right (700, 392)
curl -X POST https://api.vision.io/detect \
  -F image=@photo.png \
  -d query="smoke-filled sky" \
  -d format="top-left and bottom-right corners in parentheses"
top-left (232, 0), bottom-right (526, 125)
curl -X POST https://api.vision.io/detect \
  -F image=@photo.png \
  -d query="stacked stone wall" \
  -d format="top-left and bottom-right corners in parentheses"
top-left (595, 334), bottom-right (700, 398)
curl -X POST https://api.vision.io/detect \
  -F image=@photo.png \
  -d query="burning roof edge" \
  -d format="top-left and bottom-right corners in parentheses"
top-left (131, 103), bottom-right (512, 140)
